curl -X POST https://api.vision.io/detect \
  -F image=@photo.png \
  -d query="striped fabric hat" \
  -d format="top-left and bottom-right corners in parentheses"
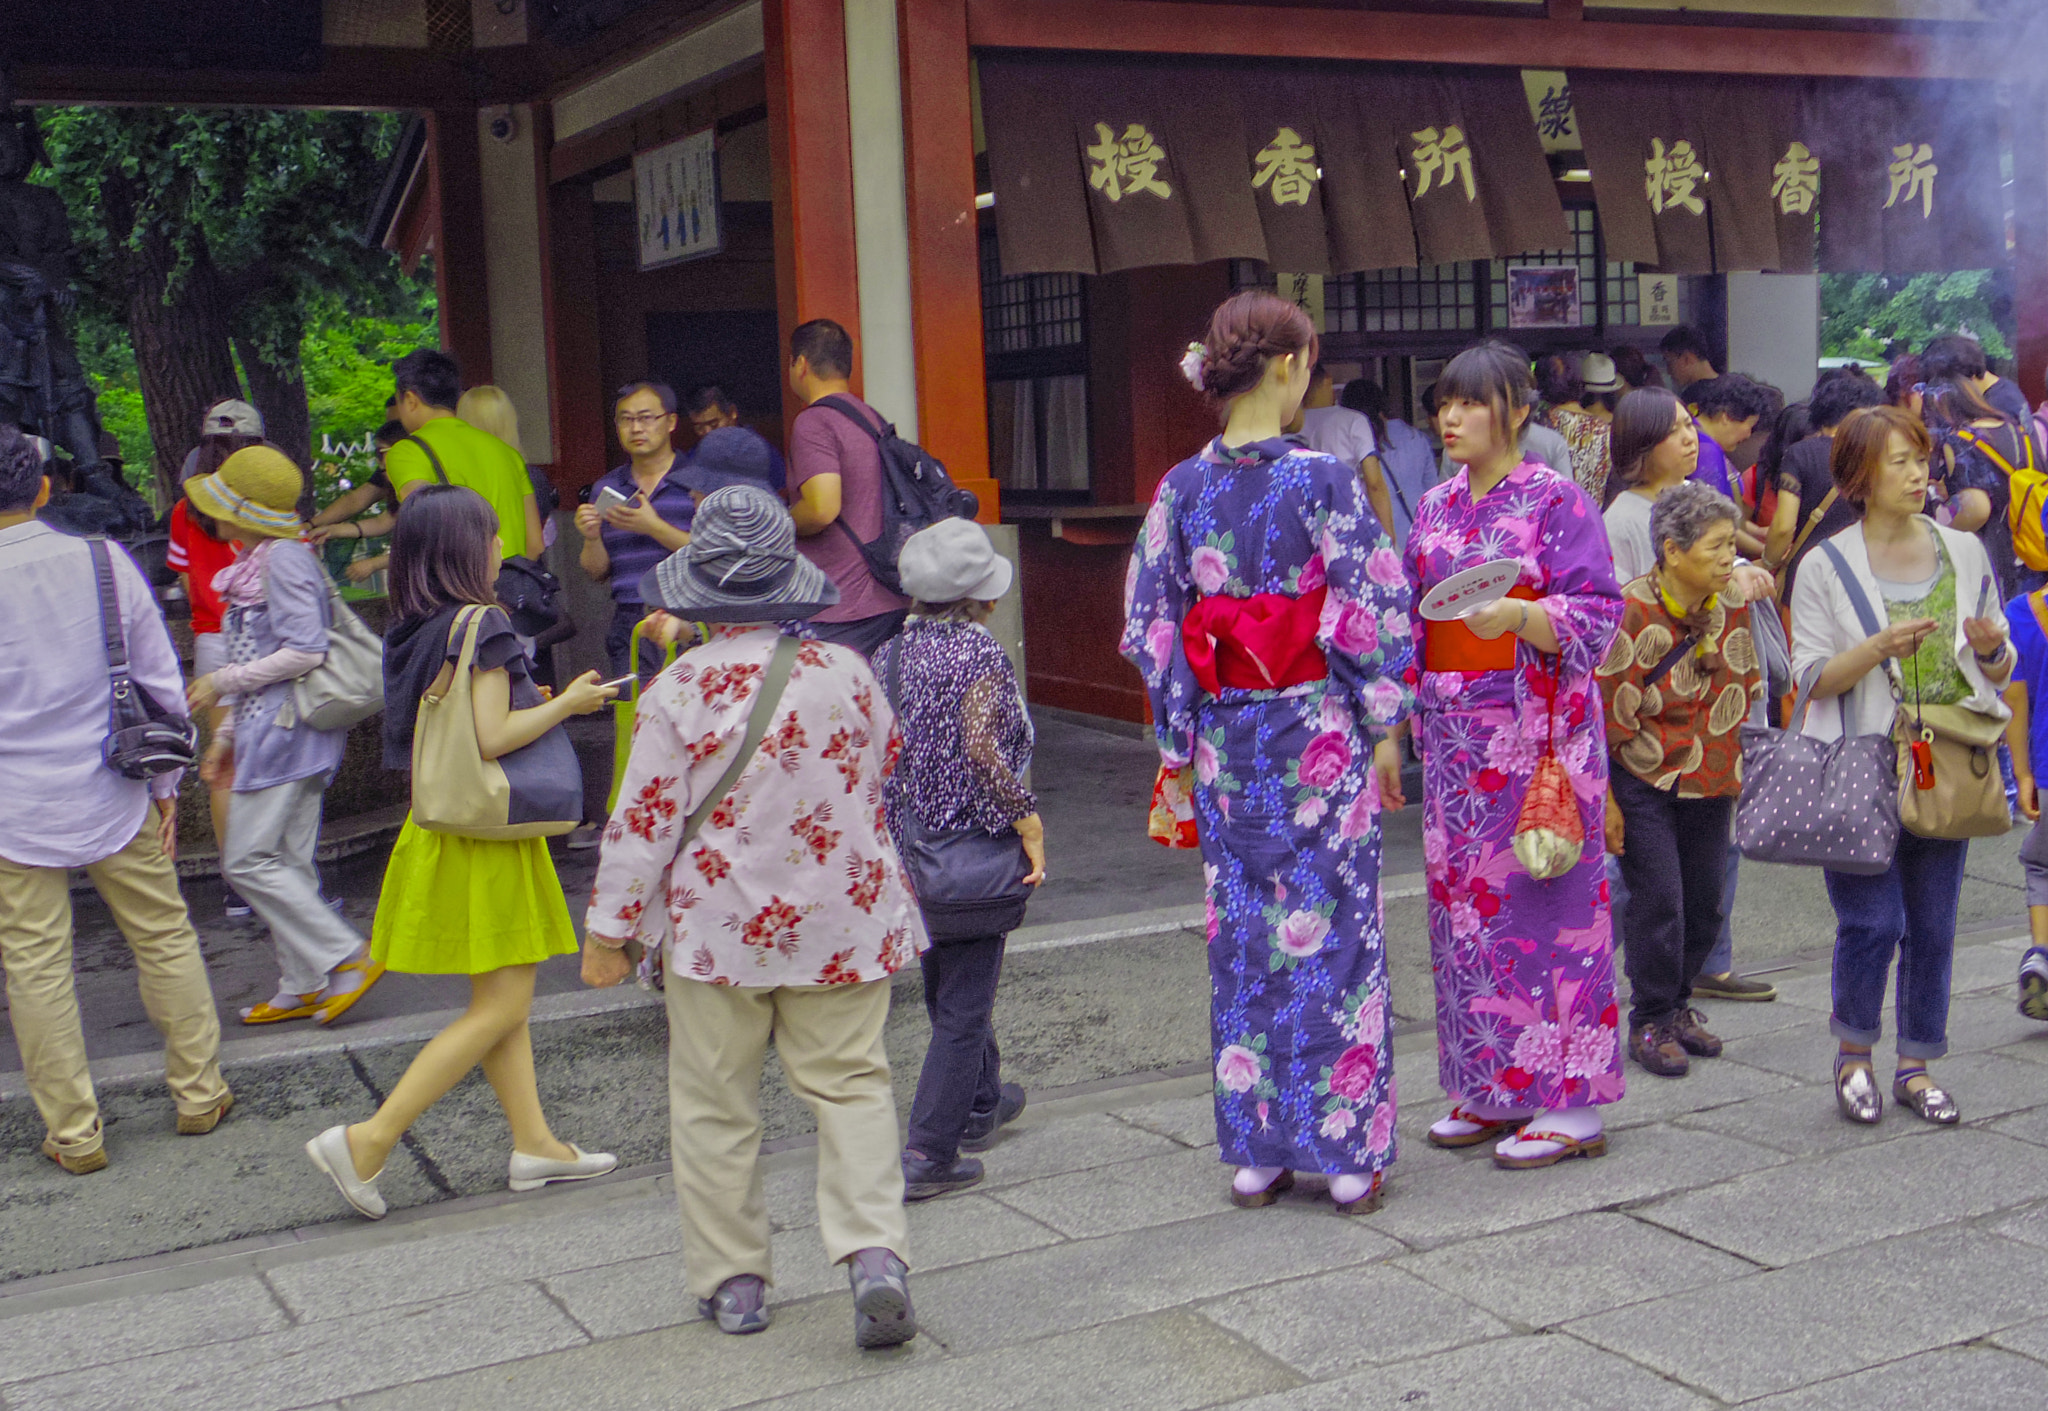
top-left (183, 445), bottom-right (305, 540)
top-left (640, 484), bottom-right (839, 624)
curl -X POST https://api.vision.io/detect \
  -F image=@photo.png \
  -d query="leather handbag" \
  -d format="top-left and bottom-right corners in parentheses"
top-left (87, 537), bottom-right (201, 780)
top-left (1735, 669), bottom-right (1900, 875)
top-left (410, 606), bottom-right (582, 839)
top-left (1818, 541), bottom-right (2011, 841)
top-left (404, 432), bottom-right (563, 635)
top-left (882, 639), bottom-right (1034, 941)
top-left (277, 580), bottom-right (385, 731)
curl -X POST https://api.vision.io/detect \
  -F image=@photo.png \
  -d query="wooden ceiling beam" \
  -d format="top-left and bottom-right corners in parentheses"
top-left (9, 46), bottom-right (551, 110)
top-left (964, 0), bottom-right (1992, 81)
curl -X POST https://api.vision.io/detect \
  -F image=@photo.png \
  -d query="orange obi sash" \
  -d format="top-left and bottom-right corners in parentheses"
top-left (1422, 586), bottom-right (1538, 673)
top-left (1182, 586), bottom-right (1329, 695)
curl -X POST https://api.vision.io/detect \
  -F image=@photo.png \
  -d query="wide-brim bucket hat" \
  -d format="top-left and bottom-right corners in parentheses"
top-left (183, 445), bottom-right (305, 540)
top-left (639, 483), bottom-right (840, 623)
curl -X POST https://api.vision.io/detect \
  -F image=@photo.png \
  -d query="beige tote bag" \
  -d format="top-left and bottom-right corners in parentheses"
top-left (411, 606), bottom-right (581, 840)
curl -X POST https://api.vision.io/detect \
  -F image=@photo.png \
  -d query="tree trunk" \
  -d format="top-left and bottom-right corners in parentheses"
top-left (236, 331), bottom-right (312, 469)
top-left (124, 224), bottom-right (242, 507)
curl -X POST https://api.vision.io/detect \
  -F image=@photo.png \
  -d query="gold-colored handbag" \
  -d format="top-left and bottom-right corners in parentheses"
top-left (1895, 698), bottom-right (2012, 841)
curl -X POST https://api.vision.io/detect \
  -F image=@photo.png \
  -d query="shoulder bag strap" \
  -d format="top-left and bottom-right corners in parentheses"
top-left (1785, 486), bottom-right (1840, 567)
top-left (1818, 538), bottom-right (1907, 721)
top-left (403, 433), bottom-right (451, 486)
top-left (673, 634), bottom-right (799, 856)
top-left (1642, 635), bottom-right (1695, 691)
top-left (87, 536), bottom-right (146, 731)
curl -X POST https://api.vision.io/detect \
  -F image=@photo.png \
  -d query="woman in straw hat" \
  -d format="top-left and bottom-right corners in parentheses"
top-left (185, 445), bottom-right (385, 1026)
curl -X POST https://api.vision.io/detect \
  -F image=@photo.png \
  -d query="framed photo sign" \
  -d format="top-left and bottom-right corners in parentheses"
top-left (634, 128), bottom-right (721, 271)
top-left (1506, 265), bottom-right (1581, 329)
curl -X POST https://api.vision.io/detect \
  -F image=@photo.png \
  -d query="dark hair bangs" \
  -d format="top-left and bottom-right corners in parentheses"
top-left (1435, 343), bottom-right (1533, 450)
top-left (388, 484), bottom-right (501, 623)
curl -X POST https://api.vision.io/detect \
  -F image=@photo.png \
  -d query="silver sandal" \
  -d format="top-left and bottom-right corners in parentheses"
top-left (1834, 1054), bottom-right (1882, 1125)
top-left (1892, 1069), bottom-right (1959, 1125)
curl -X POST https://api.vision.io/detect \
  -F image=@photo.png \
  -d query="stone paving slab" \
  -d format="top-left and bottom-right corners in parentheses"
top-left (1198, 1264), bottom-right (1513, 1379)
top-left (1564, 1226), bottom-right (2048, 1404)
top-left (1633, 1126), bottom-right (2048, 1267)
top-left (1743, 1345), bottom-right (2048, 1411)
top-left (1392, 1211), bottom-right (1759, 1329)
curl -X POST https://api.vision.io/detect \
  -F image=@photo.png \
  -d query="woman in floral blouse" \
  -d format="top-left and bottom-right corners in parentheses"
top-left (1122, 291), bottom-right (1414, 1215)
top-left (1595, 481), bottom-right (1763, 1081)
top-left (1405, 341), bottom-right (1627, 1171)
top-left (583, 485), bottom-right (924, 1350)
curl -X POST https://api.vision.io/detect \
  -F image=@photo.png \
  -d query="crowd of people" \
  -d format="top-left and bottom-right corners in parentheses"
top-left (8, 289), bottom-right (2048, 1354)
top-left (1123, 291), bottom-right (2048, 1208)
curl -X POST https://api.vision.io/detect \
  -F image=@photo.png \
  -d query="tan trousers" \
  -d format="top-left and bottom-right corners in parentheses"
top-left (0, 822), bottom-right (229, 1157)
top-left (664, 976), bottom-right (908, 1299)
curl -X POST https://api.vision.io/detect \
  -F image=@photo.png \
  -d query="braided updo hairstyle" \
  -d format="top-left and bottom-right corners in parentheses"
top-left (1197, 291), bottom-right (1319, 405)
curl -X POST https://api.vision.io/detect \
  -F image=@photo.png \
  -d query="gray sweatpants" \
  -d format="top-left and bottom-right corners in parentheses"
top-left (224, 774), bottom-right (364, 995)
top-left (2023, 818), bottom-right (2048, 908)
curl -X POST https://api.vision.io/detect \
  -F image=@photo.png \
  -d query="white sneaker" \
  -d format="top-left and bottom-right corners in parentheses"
top-left (305, 1125), bottom-right (386, 1219)
top-left (508, 1144), bottom-right (618, 1192)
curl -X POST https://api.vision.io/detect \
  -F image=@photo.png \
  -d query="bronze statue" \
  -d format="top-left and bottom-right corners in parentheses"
top-left (0, 101), bottom-right (150, 536)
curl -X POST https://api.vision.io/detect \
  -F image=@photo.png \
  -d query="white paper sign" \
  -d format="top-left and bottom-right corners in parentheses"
top-left (1639, 273), bottom-right (1680, 326)
top-left (635, 128), bottom-right (722, 271)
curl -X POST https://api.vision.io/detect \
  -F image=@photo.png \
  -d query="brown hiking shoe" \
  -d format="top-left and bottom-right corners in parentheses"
top-left (1671, 1008), bottom-right (1723, 1058)
top-left (1629, 1020), bottom-right (1690, 1078)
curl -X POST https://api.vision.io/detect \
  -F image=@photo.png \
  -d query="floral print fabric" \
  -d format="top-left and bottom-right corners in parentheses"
top-left (1406, 460), bottom-right (1627, 1112)
top-left (586, 624), bottom-right (927, 987)
top-left (1597, 576), bottom-right (1765, 798)
top-left (1122, 437), bottom-right (1415, 1174)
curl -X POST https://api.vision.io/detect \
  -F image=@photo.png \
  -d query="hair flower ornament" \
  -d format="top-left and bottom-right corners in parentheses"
top-left (1179, 341), bottom-right (1209, 392)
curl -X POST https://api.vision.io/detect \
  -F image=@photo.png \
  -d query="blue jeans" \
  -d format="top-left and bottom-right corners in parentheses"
top-left (1612, 841), bottom-right (1738, 976)
top-left (1823, 832), bottom-right (1968, 1059)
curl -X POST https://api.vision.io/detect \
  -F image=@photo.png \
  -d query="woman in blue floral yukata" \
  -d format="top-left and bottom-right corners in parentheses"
top-left (1121, 291), bottom-right (1415, 1214)
top-left (1403, 342), bottom-right (1627, 1170)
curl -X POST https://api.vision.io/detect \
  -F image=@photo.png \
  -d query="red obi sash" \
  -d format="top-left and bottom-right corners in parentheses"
top-left (1422, 585), bottom-right (1537, 673)
top-left (1182, 586), bottom-right (1329, 695)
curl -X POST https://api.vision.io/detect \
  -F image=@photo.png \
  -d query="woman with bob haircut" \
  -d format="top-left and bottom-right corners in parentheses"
top-left (1790, 404), bottom-right (2012, 1127)
top-left (1602, 388), bottom-right (1700, 579)
top-left (304, 484), bottom-right (621, 1219)
top-left (1403, 340), bottom-right (1628, 1170)
top-left (1122, 290), bottom-right (1415, 1214)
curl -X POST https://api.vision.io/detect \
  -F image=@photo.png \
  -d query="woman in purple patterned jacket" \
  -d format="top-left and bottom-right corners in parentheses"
top-left (873, 519), bottom-right (1046, 1202)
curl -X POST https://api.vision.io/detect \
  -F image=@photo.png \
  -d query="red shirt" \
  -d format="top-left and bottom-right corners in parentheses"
top-left (166, 501), bottom-right (237, 634)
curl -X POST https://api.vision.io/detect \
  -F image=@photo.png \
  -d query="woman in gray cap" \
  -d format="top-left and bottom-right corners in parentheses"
top-left (583, 484), bottom-right (925, 1350)
top-left (872, 519), bottom-right (1045, 1201)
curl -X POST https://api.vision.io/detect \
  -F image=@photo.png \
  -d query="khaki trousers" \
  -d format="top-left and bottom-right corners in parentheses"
top-left (0, 822), bottom-right (229, 1157)
top-left (664, 976), bottom-right (907, 1299)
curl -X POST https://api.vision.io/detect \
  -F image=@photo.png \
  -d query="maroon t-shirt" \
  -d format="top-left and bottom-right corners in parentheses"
top-left (789, 395), bottom-right (910, 623)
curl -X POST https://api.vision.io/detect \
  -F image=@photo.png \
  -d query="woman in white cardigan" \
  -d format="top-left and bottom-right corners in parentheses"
top-left (1790, 406), bottom-right (2014, 1128)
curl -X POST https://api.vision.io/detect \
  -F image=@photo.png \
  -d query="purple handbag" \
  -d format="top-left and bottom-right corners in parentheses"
top-left (1735, 671), bottom-right (1899, 875)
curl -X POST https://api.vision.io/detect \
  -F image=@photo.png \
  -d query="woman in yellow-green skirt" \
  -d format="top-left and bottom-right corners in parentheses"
top-left (303, 482), bottom-right (623, 1220)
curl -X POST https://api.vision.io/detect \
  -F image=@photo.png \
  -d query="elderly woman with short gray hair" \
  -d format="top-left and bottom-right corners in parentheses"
top-left (872, 519), bottom-right (1045, 1202)
top-left (1595, 481), bottom-right (1766, 1080)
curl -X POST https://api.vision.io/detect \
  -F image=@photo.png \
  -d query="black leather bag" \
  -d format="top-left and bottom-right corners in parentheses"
top-left (403, 433), bottom-right (564, 635)
top-left (88, 537), bottom-right (200, 780)
top-left (882, 641), bottom-right (1033, 942)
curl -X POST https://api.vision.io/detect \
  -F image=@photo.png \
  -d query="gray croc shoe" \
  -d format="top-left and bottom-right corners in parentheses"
top-left (698, 1274), bottom-right (771, 1334)
top-left (847, 1248), bottom-right (916, 1349)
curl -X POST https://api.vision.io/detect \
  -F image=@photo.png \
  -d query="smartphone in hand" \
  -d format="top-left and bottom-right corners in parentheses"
top-left (593, 485), bottom-right (632, 514)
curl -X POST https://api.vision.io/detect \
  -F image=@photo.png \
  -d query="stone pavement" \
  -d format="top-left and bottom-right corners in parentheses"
top-left (6, 927), bottom-right (2048, 1410)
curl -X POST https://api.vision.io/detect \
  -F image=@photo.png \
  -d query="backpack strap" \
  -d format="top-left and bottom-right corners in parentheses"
top-left (672, 634), bottom-right (798, 857)
top-left (402, 433), bottom-right (451, 486)
top-left (1954, 424), bottom-right (2032, 479)
top-left (813, 393), bottom-right (889, 445)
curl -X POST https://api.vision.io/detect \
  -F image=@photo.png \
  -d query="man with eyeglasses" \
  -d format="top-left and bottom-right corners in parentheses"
top-left (576, 380), bottom-right (696, 681)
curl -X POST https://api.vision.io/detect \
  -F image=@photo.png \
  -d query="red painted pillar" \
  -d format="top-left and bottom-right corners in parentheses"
top-left (2013, 87), bottom-right (2048, 407)
top-left (764, 0), bottom-right (863, 433)
top-left (427, 107), bottom-right (493, 386)
top-left (898, 0), bottom-right (997, 523)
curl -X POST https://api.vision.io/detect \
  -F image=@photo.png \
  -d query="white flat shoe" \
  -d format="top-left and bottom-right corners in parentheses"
top-left (508, 1144), bottom-right (618, 1192)
top-left (305, 1125), bottom-right (386, 1219)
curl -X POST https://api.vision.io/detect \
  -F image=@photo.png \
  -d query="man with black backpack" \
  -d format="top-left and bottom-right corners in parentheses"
top-left (788, 320), bottom-right (911, 655)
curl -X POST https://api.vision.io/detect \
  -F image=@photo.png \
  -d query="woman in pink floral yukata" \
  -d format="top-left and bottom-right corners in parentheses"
top-left (1403, 342), bottom-right (1628, 1169)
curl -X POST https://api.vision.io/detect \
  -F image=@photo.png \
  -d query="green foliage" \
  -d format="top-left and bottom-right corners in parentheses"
top-left (1820, 271), bottom-right (2015, 364)
top-left (30, 104), bottom-right (437, 504)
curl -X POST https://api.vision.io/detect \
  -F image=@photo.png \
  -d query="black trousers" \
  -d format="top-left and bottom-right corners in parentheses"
top-left (811, 608), bottom-right (910, 659)
top-left (1613, 769), bottom-right (1736, 1030)
top-left (905, 933), bottom-right (1006, 1164)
